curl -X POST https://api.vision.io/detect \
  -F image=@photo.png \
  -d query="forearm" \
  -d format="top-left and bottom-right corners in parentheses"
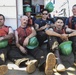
top-left (36, 26), bottom-right (45, 31)
top-left (27, 30), bottom-right (36, 39)
top-left (45, 30), bottom-right (61, 38)
top-left (16, 43), bottom-right (21, 48)
top-left (3, 33), bottom-right (14, 40)
top-left (71, 29), bottom-right (76, 32)
top-left (68, 31), bottom-right (76, 37)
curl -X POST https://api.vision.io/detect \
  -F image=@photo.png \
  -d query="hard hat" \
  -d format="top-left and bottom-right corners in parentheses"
top-left (26, 37), bottom-right (39, 49)
top-left (45, 2), bottom-right (54, 12)
top-left (59, 41), bottom-right (72, 56)
top-left (24, 6), bottom-right (32, 12)
top-left (0, 40), bottom-right (8, 48)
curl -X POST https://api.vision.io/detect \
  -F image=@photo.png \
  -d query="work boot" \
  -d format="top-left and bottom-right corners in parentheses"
top-left (55, 50), bottom-right (66, 72)
top-left (52, 41), bottom-right (59, 50)
top-left (45, 53), bottom-right (56, 75)
top-left (26, 60), bottom-right (38, 74)
top-left (0, 65), bottom-right (8, 75)
top-left (55, 64), bottom-right (65, 72)
top-left (74, 63), bottom-right (76, 66)
top-left (15, 58), bottom-right (29, 67)
top-left (73, 54), bottom-right (76, 66)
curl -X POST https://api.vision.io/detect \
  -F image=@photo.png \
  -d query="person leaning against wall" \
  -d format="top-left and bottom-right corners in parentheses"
top-left (65, 4), bottom-right (76, 66)
top-left (45, 18), bottom-right (67, 72)
top-left (34, 9), bottom-right (54, 47)
top-left (24, 6), bottom-right (36, 27)
top-left (0, 14), bottom-right (14, 75)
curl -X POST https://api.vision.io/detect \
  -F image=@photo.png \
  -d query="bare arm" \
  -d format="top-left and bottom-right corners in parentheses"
top-left (27, 27), bottom-right (36, 38)
top-left (0, 27), bottom-right (14, 41)
top-left (4, 27), bottom-right (13, 39)
top-left (15, 30), bottom-right (27, 54)
top-left (23, 27), bottom-right (36, 46)
top-left (15, 30), bottom-right (21, 48)
top-left (45, 29), bottom-right (69, 41)
top-left (65, 25), bottom-right (76, 32)
top-left (45, 28), bottom-right (61, 38)
top-left (68, 31), bottom-right (76, 37)
top-left (35, 23), bottom-right (47, 31)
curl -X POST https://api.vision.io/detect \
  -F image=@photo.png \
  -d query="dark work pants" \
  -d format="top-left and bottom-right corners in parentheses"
top-left (27, 47), bottom-right (46, 70)
top-left (0, 45), bottom-right (10, 65)
top-left (37, 31), bottom-right (47, 46)
top-left (8, 46), bottom-right (46, 70)
top-left (69, 36), bottom-right (76, 54)
top-left (48, 36), bottom-right (76, 63)
top-left (8, 46), bottom-right (30, 63)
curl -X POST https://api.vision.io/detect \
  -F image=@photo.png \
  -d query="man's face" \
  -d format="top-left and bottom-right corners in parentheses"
top-left (0, 16), bottom-right (5, 26)
top-left (41, 11), bottom-right (49, 19)
top-left (21, 16), bottom-right (28, 27)
top-left (72, 6), bottom-right (76, 15)
top-left (55, 19), bottom-right (64, 30)
top-left (25, 12), bottom-right (31, 18)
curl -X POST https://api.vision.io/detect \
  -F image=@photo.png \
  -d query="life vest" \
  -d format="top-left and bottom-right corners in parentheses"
top-left (54, 28), bottom-right (66, 43)
top-left (54, 27), bottom-right (65, 34)
top-left (0, 26), bottom-right (9, 36)
top-left (17, 26), bottom-right (32, 45)
top-left (69, 16), bottom-right (73, 29)
top-left (0, 25), bottom-right (12, 44)
top-left (28, 18), bottom-right (33, 26)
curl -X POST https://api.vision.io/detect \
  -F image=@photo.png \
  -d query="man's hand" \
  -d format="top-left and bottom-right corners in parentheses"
top-left (45, 24), bottom-right (50, 28)
top-left (61, 34), bottom-right (68, 41)
top-left (19, 46), bottom-right (27, 54)
top-left (0, 37), bottom-right (4, 41)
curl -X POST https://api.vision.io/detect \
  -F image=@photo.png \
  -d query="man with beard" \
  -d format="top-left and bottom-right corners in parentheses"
top-left (0, 14), bottom-right (14, 75)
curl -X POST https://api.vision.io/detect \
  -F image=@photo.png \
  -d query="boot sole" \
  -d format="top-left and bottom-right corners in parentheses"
top-left (45, 53), bottom-right (56, 75)
top-left (26, 62), bottom-right (36, 73)
top-left (0, 65), bottom-right (8, 75)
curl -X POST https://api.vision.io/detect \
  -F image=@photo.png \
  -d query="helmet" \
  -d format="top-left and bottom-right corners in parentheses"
top-left (0, 40), bottom-right (8, 48)
top-left (45, 2), bottom-right (54, 12)
top-left (24, 6), bottom-right (32, 12)
top-left (26, 37), bottom-right (39, 49)
top-left (59, 41), bottom-right (72, 56)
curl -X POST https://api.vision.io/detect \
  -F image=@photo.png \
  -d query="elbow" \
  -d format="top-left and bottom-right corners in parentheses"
top-left (33, 30), bottom-right (36, 36)
top-left (34, 31), bottom-right (36, 36)
top-left (10, 33), bottom-right (14, 38)
top-left (45, 30), bottom-right (50, 35)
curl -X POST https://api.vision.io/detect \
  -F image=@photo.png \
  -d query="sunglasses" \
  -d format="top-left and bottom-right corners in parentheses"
top-left (42, 13), bottom-right (48, 15)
